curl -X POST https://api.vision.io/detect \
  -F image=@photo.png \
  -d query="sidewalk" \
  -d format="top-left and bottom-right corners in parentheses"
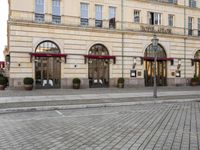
top-left (0, 86), bottom-right (200, 113)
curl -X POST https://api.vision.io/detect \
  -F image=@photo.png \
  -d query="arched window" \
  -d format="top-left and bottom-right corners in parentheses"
top-left (34, 41), bottom-right (61, 89)
top-left (35, 41), bottom-right (60, 54)
top-left (194, 50), bottom-right (200, 59)
top-left (144, 44), bottom-right (167, 86)
top-left (89, 44), bottom-right (109, 55)
top-left (88, 44), bottom-right (110, 88)
top-left (145, 44), bottom-right (166, 58)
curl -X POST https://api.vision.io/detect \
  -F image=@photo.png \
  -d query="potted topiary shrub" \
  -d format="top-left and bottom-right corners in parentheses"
top-left (23, 77), bottom-right (34, 90)
top-left (118, 77), bottom-right (125, 88)
top-left (0, 76), bottom-right (7, 90)
top-left (191, 76), bottom-right (199, 86)
top-left (73, 78), bottom-right (81, 89)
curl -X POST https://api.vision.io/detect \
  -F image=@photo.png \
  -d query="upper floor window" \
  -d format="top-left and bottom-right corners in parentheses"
top-left (168, 0), bottom-right (177, 4)
top-left (35, 0), bottom-right (44, 22)
top-left (134, 10), bottom-right (140, 23)
top-left (95, 5), bottom-right (103, 28)
top-left (80, 3), bottom-right (89, 26)
top-left (198, 18), bottom-right (200, 36)
top-left (188, 17), bottom-right (193, 36)
top-left (168, 14), bottom-right (174, 26)
top-left (152, 0), bottom-right (177, 4)
top-left (148, 12), bottom-right (161, 25)
top-left (189, 0), bottom-right (196, 7)
top-left (109, 7), bottom-right (116, 29)
top-left (52, 0), bottom-right (61, 24)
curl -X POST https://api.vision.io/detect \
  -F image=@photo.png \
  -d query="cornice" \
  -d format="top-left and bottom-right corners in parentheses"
top-left (8, 20), bottom-right (195, 40)
top-left (129, 0), bottom-right (200, 11)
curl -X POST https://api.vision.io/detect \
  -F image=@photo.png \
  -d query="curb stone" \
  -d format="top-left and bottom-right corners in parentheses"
top-left (0, 98), bottom-right (199, 114)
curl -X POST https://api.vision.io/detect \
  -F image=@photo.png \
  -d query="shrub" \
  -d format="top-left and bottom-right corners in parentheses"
top-left (73, 78), bottom-right (81, 84)
top-left (118, 77), bottom-right (124, 84)
top-left (0, 73), bottom-right (3, 77)
top-left (191, 76), bottom-right (199, 82)
top-left (0, 76), bottom-right (7, 85)
top-left (23, 77), bottom-right (34, 85)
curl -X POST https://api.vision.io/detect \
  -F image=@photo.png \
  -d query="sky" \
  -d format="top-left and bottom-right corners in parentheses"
top-left (0, 0), bottom-right (8, 61)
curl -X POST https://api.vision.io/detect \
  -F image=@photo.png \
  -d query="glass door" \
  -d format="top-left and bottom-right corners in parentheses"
top-left (89, 59), bottom-right (109, 88)
top-left (35, 57), bottom-right (61, 89)
top-left (144, 60), bottom-right (167, 86)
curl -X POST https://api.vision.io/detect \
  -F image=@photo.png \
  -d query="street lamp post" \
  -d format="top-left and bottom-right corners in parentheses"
top-left (151, 34), bottom-right (159, 98)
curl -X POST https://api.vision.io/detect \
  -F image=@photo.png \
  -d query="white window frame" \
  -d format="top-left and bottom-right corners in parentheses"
top-left (148, 12), bottom-right (161, 25)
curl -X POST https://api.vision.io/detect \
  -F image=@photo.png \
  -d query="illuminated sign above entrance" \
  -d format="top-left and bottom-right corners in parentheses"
top-left (140, 25), bottom-right (172, 34)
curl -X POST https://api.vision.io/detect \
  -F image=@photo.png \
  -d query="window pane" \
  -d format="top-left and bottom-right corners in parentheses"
top-left (35, 0), bottom-right (44, 14)
top-left (109, 7), bottom-right (116, 19)
top-left (81, 3), bottom-right (88, 19)
top-left (188, 17), bottom-right (193, 35)
top-left (168, 15), bottom-right (174, 26)
top-left (95, 5), bottom-right (102, 20)
top-left (52, 0), bottom-right (60, 16)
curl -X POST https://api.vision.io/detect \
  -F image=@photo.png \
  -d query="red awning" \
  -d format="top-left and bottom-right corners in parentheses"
top-left (192, 58), bottom-right (200, 62)
top-left (84, 55), bottom-right (116, 64)
top-left (143, 57), bottom-right (174, 61)
top-left (30, 53), bottom-right (67, 63)
top-left (30, 53), bottom-right (67, 57)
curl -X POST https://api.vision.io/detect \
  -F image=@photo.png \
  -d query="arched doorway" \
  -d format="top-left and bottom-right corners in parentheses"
top-left (144, 44), bottom-right (167, 86)
top-left (35, 41), bottom-right (61, 88)
top-left (194, 50), bottom-right (200, 78)
top-left (88, 44), bottom-right (109, 88)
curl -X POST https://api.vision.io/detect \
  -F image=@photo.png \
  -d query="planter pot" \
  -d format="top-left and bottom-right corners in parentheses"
top-left (73, 83), bottom-right (80, 89)
top-left (0, 85), bottom-right (5, 90)
top-left (191, 81), bottom-right (198, 86)
top-left (118, 83), bottom-right (124, 88)
top-left (24, 84), bottom-right (33, 90)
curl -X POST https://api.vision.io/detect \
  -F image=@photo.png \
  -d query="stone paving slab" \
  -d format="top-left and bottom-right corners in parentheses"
top-left (0, 102), bottom-right (199, 150)
top-left (1, 90), bottom-right (200, 104)
top-left (1, 86), bottom-right (200, 97)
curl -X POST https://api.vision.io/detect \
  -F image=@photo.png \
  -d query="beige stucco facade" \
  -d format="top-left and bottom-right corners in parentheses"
top-left (7, 0), bottom-right (200, 88)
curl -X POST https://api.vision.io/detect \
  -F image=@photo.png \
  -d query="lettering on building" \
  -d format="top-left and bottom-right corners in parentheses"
top-left (140, 25), bottom-right (172, 34)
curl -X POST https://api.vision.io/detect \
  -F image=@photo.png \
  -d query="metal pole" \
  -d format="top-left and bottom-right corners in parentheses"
top-left (184, 0), bottom-right (187, 86)
top-left (153, 46), bottom-right (157, 98)
top-left (121, 0), bottom-right (124, 78)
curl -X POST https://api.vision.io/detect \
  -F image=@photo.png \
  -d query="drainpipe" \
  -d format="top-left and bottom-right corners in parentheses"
top-left (184, 0), bottom-right (187, 85)
top-left (121, 0), bottom-right (124, 78)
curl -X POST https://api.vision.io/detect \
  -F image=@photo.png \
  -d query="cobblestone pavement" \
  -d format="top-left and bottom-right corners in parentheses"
top-left (0, 102), bottom-right (200, 150)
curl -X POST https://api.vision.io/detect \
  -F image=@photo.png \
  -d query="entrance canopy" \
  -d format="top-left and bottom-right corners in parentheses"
top-left (143, 57), bottom-right (173, 61)
top-left (30, 53), bottom-right (67, 63)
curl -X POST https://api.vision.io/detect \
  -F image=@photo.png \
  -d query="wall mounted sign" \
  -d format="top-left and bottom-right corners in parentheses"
top-left (130, 70), bottom-right (136, 77)
top-left (176, 70), bottom-right (181, 77)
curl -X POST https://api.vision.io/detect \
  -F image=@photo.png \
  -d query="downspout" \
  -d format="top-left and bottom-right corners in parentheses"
top-left (121, 0), bottom-right (124, 78)
top-left (184, 0), bottom-right (187, 85)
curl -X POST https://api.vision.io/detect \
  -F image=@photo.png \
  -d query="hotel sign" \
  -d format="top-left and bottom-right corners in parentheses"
top-left (140, 25), bottom-right (172, 34)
